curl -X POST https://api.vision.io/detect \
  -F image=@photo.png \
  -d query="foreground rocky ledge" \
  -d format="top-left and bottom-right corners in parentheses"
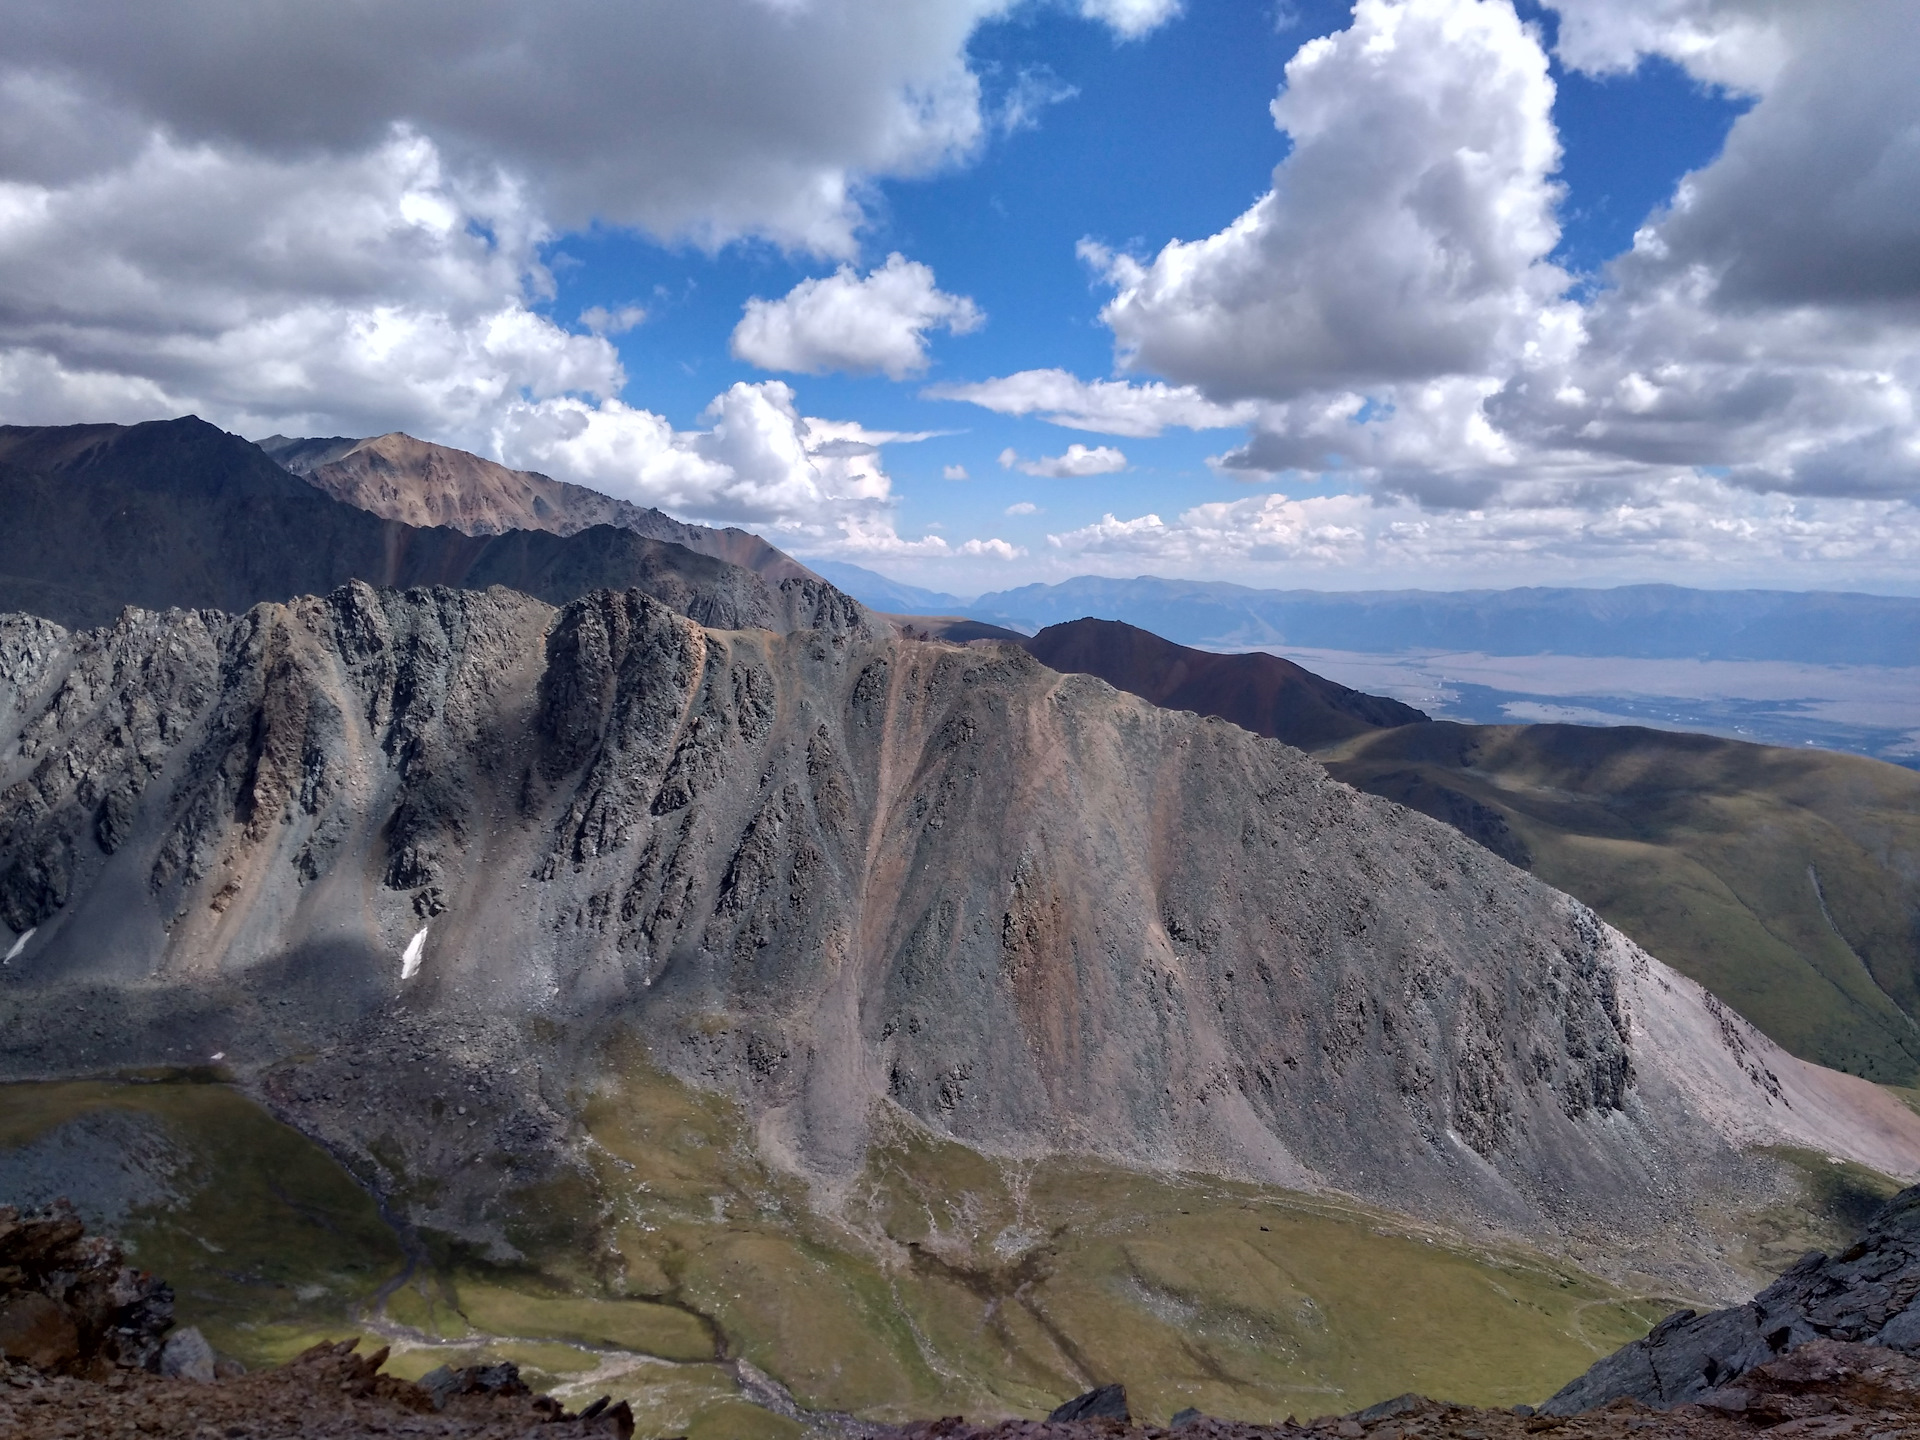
top-left (0, 1338), bottom-right (635, 1440)
top-left (4, 1338), bottom-right (1919, 1440)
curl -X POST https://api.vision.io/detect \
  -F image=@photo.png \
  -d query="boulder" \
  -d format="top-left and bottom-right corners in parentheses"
top-left (417, 1359), bottom-right (530, 1411)
top-left (1047, 1383), bottom-right (1130, 1422)
top-left (0, 1292), bottom-right (79, 1370)
top-left (158, 1326), bottom-right (215, 1383)
top-left (1543, 1184), bottom-right (1920, 1413)
top-left (0, 1202), bottom-right (174, 1374)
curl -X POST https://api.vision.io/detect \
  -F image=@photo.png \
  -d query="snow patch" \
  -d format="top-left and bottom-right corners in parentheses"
top-left (400, 926), bottom-right (429, 981)
top-left (3, 928), bottom-right (33, 963)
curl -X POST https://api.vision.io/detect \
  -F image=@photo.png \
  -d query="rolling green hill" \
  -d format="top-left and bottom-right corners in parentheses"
top-left (1320, 723), bottom-right (1920, 1084)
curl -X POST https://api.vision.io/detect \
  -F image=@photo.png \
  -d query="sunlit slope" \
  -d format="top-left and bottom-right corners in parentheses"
top-left (1321, 723), bottom-right (1920, 1083)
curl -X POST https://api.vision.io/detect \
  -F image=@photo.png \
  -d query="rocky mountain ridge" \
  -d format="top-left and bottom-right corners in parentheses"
top-left (260, 430), bottom-right (819, 585)
top-left (0, 585), bottom-right (1916, 1296)
top-left (0, 418), bottom-right (858, 635)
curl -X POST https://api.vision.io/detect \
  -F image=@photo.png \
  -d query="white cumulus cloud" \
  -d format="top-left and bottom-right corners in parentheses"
top-left (1485, 0), bottom-right (1920, 501)
top-left (1097, 0), bottom-right (1570, 402)
top-left (936, 0), bottom-right (1920, 587)
top-left (1076, 0), bottom-right (1185, 41)
top-left (1044, 480), bottom-right (1920, 589)
top-left (928, 368), bottom-right (1259, 436)
top-left (732, 254), bottom-right (983, 381)
top-left (0, 127), bottom-right (616, 439)
top-left (0, 0), bottom-right (1156, 563)
top-left (579, 305), bottom-right (646, 336)
top-left (1000, 444), bottom-right (1129, 477)
top-left (0, 0), bottom-right (1045, 259)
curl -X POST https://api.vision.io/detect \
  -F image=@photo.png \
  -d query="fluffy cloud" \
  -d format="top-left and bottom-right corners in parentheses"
top-left (0, 128), bottom-right (616, 438)
top-left (1045, 479), bottom-right (1920, 585)
top-left (1000, 443), bottom-right (1128, 476)
top-left (492, 380), bottom-right (1022, 560)
top-left (0, 0), bottom-right (1023, 437)
top-left (1488, 0), bottom-right (1920, 498)
top-left (927, 366), bottom-right (1258, 436)
top-left (1097, 0), bottom-right (1569, 401)
top-left (1548, 0), bottom-right (1788, 90)
top-left (1076, 0), bottom-right (1185, 41)
top-left (499, 382), bottom-right (865, 527)
top-left (0, 0), bottom-right (1178, 260)
top-left (732, 254), bottom-right (983, 380)
top-left (0, 0), bottom-right (995, 258)
top-left (938, 0), bottom-right (1920, 582)
top-left (0, 0), bottom-right (1110, 565)
top-left (579, 305), bottom-right (646, 336)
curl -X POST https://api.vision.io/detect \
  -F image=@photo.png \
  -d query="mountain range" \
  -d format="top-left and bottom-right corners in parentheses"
top-left (4, 578), bottom-right (1915, 1272)
top-left (818, 563), bottom-right (1920, 666)
top-left (261, 430), bottom-right (817, 585)
top-left (0, 419), bottom-right (854, 635)
top-left (4, 415), bottom-right (1920, 1428)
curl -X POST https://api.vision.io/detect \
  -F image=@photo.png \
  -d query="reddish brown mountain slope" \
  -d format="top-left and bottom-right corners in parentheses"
top-left (263, 431), bottom-right (819, 584)
top-left (1019, 616), bottom-right (1427, 751)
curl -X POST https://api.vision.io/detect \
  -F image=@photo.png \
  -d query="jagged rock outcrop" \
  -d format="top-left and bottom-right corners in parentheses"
top-left (0, 418), bottom-right (860, 635)
top-left (0, 585), bottom-right (1916, 1287)
top-left (0, 1201), bottom-right (173, 1374)
top-left (261, 430), bottom-right (821, 585)
top-left (1544, 1184), bottom-right (1920, 1413)
top-left (885, 1341), bottom-right (1920, 1437)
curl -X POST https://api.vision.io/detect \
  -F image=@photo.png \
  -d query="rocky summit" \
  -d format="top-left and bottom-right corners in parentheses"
top-left (1544, 1183), bottom-right (1920, 1413)
top-left (261, 429), bottom-right (821, 585)
top-left (1, 583), bottom-right (1917, 1296)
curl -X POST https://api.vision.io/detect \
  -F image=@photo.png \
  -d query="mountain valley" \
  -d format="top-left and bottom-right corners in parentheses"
top-left (3, 422), bottom-right (1919, 1432)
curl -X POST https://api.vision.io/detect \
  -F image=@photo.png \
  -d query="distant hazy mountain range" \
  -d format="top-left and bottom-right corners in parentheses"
top-left (807, 560), bottom-right (970, 615)
top-left (816, 562), bottom-right (1920, 666)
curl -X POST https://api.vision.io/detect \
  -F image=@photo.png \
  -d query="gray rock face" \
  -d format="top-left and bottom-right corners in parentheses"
top-left (0, 584), bottom-right (1913, 1278)
top-left (1543, 1186), bottom-right (1920, 1413)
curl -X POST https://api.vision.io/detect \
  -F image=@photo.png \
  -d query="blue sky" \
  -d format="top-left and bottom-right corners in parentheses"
top-left (2, 0), bottom-right (1915, 595)
top-left (546, 0), bottom-right (1750, 584)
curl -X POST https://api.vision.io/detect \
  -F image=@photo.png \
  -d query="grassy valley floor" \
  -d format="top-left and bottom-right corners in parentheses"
top-left (1, 1059), bottom-right (1901, 1438)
